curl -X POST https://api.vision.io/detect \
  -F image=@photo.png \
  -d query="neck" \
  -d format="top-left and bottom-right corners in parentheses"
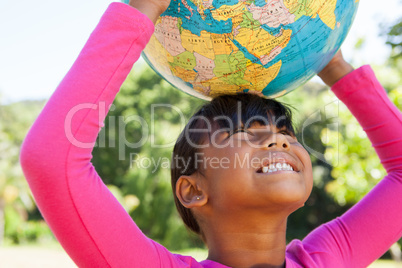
top-left (204, 213), bottom-right (288, 268)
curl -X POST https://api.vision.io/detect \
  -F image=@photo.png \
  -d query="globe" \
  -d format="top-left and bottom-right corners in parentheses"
top-left (123, 0), bottom-right (359, 100)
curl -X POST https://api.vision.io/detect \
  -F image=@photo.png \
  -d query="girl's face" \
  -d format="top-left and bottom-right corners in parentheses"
top-left (198, 123), bottom-right (313, 215)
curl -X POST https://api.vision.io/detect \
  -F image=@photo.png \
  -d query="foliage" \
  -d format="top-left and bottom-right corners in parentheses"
top-left (4, 205), bottom-right (53, 245)
top-left (325, 88), bottom-right (401, 205)
top-left (385, 18), bottom-right (402, 62)
top-left (0, 99), bottom-right (46, 244)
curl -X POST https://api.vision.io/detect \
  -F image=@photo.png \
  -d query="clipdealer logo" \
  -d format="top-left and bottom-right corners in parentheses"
top-left (64, 99), bottom-right (340, 167)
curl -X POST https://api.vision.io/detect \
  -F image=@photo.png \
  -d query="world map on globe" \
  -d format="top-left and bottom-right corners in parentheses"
top-left (124, 0), bottom-right (359, 100)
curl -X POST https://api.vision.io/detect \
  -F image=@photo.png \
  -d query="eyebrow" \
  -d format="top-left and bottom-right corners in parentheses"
top-left (248, 125), bottom-right (296, 136)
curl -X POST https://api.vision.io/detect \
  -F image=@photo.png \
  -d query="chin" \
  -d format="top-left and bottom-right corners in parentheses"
top-left (268, 186), bottom-right (311, 212)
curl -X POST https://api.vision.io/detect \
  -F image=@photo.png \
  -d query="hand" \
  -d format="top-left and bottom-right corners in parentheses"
top-left (128, 0), bottom-right (170, 24)
top-left (317, 50), bottom-right (354, 87)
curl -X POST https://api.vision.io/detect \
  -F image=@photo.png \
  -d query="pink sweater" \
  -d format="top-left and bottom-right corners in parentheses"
top-left (20, 3), bottom-right (402, 268)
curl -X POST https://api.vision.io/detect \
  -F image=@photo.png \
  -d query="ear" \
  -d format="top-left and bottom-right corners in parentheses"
top-left (176, 174), bottom-right (208, 209)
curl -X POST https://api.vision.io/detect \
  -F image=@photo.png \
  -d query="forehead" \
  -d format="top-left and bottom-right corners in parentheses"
top-left (192, 93), bottom-right (295, 131)
top-left (207, 112), bottom-right (292, 131)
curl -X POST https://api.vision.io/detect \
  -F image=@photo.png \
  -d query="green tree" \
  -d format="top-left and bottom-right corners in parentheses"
top-left (0, 99), bottom-right (46, 244)
top-left (385, 18), bottom-right (402, 63)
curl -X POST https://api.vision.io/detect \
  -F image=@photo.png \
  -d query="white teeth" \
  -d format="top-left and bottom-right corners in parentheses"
top-left (260, 162), bottom-right (295, 173)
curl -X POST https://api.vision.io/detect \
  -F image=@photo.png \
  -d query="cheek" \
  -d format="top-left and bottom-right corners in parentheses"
top-left (293, 145), bottom-right (314, 188)
top-left (201, 146), bottom-right (253, 200)
top-left (301, 151), bottom-right (314, 194)
top-left (204, 144), bottom-right (252, 170)
top-left (296, 145), bottom-right (312, 169)
top-left (305, 165), bottom-right (314, 196)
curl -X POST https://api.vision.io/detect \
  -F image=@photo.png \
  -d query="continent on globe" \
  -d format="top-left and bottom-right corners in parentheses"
top-left (181, 0), bottom-right (194, 16)
top-left (181, 29), bottom-right (217, 60)
top-left (154, 16), bottom-right (186, 57)
top-left (234, 27), bottom-right (292, 65)
top-left (194, 52), bottom-right (215, 81)
top-left (283, 0), bottom-right (337, 29)
top-left (248, 0), bottom-right (296, 28)
top-left (127, 0), bottom-right (359, 100)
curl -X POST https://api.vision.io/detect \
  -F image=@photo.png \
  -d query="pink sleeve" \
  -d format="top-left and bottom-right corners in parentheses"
top-left (20, 3), bottom-right (193, 267)
top-left (301, 66), bottom-right (402, 267)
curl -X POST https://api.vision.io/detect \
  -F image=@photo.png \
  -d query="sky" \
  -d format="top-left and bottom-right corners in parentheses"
top-left (0, 0), bottom-right (401, 103)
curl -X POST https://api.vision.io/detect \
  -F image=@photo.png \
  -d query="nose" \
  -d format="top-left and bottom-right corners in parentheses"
top-left (264, 132), bottom-right (290, 150)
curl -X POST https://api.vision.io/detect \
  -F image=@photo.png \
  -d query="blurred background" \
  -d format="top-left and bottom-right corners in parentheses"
top-left (0, 0), bottom-right (401, 267)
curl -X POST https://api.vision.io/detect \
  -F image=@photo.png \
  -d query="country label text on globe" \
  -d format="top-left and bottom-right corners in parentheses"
top-left (126, 0), bottom-right (359, 99)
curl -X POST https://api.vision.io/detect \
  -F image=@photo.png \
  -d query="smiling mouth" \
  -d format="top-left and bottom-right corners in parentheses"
top-left (256, 162), bottom-right (297, 174)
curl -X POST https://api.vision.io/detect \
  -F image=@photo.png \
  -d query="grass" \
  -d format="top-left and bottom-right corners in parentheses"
top-left (369, 260), bottom-right (402, 268)
top-left (1, 245), bottom-right (400, 267)
top-left (174, 248), bottom-right (208, 261)
top-left (176, 248), bottom-right (402, 267)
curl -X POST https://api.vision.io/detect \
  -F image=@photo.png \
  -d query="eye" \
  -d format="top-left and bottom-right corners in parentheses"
top-left (278, 129), bottom-right (299, 143)
top-left (230, 128), bottom-right (253, 137)
top-left (279, 129), bottom-right (293, 136)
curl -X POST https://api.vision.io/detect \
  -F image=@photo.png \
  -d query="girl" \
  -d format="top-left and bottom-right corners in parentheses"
top-left (20, 1), bottom-right (402, 267)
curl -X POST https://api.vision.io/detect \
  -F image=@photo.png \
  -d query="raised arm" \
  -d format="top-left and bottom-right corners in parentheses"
top-left (300, 52), bottom-right (402, 267)
top-left (19, 2), bottom-right (180, 267)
